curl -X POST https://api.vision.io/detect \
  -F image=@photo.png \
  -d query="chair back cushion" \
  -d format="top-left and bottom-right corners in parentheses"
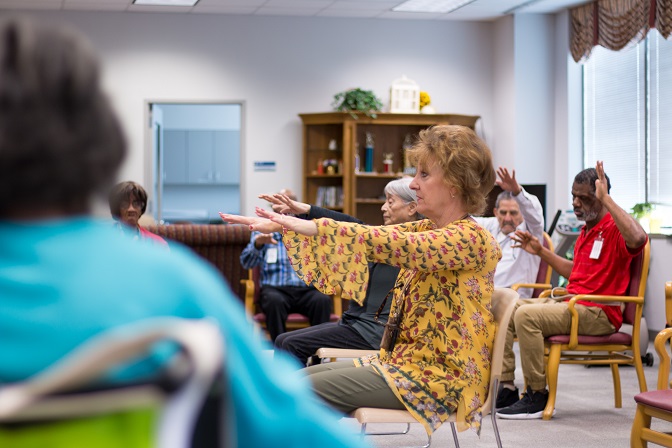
top-left (623, 241), bottom-right (650, 325)
top-left (532, 233), bottom-right (553, 298)
top-left (148, 224), bottom-right (251, 300)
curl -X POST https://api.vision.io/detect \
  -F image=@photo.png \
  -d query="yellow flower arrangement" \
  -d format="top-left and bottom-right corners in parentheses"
top-left (419, 91), bottom-right (431, 109)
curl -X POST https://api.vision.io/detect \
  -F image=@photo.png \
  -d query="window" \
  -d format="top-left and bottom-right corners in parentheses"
top-left (583, 30), bottom-right (672, 233)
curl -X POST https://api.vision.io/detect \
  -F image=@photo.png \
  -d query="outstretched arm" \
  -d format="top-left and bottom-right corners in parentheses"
top-left (595, 161), bottom-right (648, 249)
top-left (254, 207), bottom-right (318, 236)
top-left (259, 193), bottom-right (311, 215)
top-left (513, 230), bottom-right (573, 279)
top-left (218, 213), bottom-right (282, 234)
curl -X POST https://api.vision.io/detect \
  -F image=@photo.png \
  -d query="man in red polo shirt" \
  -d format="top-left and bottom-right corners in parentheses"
top-left (495, 161), bottom-right (648, 419)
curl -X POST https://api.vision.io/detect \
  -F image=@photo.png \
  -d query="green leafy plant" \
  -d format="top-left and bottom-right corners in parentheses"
top-left (332, 88), bottom-right (383, 119)
top-left (631, 202), bottom-right (654, 220)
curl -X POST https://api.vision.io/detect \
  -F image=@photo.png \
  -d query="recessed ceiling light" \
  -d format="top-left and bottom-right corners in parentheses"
top-left (392, 0), bottom-right (476, 13)
top-left (133, 0), bottom-right (199, 6)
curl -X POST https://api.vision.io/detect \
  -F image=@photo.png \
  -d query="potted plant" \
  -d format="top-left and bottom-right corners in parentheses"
top-left (332, 88), bottom-right (383, 119)
top-left (631, 202), bottom-right (654, 233)
top-left (631, 202), bottom-right (654, 221)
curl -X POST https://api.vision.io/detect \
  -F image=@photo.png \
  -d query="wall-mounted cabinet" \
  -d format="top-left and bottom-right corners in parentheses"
top-left (300, 112), bottom-right (480, 225)
top-left (163, 130), bottom-right (240, 185)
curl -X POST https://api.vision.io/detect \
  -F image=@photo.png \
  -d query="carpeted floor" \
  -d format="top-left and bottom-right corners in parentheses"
top-left (336, 341), bottom-right (671, 447)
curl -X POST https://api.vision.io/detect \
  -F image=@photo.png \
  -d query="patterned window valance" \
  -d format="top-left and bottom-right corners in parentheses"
top-left (570, 0), bottom-right (672, 62)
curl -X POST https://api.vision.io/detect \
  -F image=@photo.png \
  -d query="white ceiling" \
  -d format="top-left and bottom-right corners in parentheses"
top-left (0, 0), bottom-right (589, 21)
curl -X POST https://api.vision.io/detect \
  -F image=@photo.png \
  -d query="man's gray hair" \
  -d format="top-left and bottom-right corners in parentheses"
top-left (495, 191), bottom-right (515, 209)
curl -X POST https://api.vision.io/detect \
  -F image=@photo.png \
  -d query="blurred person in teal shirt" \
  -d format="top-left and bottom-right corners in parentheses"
top-left (0, 16), bottom-right (365, 448)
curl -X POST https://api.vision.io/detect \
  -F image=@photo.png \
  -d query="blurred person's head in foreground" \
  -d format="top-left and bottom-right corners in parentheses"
top-left (0, 17), bottom-right (125, 220)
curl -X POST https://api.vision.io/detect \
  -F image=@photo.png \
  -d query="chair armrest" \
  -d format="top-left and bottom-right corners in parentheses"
top-left (240, 269), bottom-right (256, 318)
top-left (511, 283), bottom-right (552, 294)
top-left (331, 295), bottom-right (342, 317)
top-left (564, 294), bottom-right (644, 349)
top-left (654, 327), bottom-right (672, 390)
top-left (666, 281), bottom-right (672, 328)
top-left (538, 287), bottom-right (564, 299)
top-left (315, 348), bottom-right (378, 361)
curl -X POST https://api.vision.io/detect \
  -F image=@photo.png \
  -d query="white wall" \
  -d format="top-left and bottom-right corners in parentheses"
top-left (25, 11), bottom-right (496, 215)
top-left (20, 10), bottom-right (670, 333)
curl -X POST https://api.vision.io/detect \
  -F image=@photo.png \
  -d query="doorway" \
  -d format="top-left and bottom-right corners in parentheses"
top-left (147, 102), bottom-right (243, 224)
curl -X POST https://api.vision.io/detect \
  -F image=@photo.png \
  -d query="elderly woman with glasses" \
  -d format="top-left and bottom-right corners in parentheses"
top-left (109, 181), bottom-right (167, 247)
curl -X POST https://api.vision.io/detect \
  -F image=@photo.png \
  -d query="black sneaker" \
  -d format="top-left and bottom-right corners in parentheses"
top-left (496, 387), bottom-right (554, 419)
top-left (495, 386), bottom-right (520, 410)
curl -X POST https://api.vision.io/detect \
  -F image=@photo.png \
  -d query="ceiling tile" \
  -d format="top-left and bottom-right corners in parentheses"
top-left (191, 5), bottom-right (258, 14)
top-left (0, 0), bottom-right (593, 20)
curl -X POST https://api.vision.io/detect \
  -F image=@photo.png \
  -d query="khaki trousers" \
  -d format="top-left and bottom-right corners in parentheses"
top-left (302, 360), bottom-right (406, 413)
top-left (501, 297), bottom-right (615, 391)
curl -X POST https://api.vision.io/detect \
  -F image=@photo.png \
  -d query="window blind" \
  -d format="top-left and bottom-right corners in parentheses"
top-left (583, 44), bottom-right (646, 212)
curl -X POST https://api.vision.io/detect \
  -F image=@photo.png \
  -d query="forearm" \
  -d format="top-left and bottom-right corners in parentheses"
top-left (602, 196), bottom-right (648, 248)
top-left (307, 206), bottom-right (363, 224)
top-left (516, 189), bottom-right (544, 234)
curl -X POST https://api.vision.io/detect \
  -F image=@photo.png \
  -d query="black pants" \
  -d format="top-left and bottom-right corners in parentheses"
top-left (274, 322), bottom-right (375, 366)
top-left (260, 285), bottom-right (332, 342)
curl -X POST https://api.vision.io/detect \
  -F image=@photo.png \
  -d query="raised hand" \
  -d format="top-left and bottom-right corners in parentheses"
top-left (511, 229), bottom-right (542, 255)
top-left (259, 193), bottom-right (310, 215)
top-left (218, 212), bottom-right (282, 234)
top-left (254, 207), bottom-right (318, 236)
top-left (495, 167), bottom-right (522, 195)
top-left (594, 160), bottom-right (608, 202)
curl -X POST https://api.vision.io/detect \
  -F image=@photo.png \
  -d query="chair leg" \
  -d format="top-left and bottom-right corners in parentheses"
top-left (543, 344), bottom-right (561, 420)
top-left (610, 362), bottom-right (622, 408)
top-left (630, 404), bottom-right (651, 448)
top-left (490, 408), bottom-right (503, 448)
top-left (359, 422), bottom-right (410, 436)
top-left (633, 351), bottom-right (649, 393)
top-left (449, 422), bottom-right (459, 448)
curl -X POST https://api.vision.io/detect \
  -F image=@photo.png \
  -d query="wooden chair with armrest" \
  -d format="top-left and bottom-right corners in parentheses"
top-left (241, 267), bottom-right (342, 334)
top-left (511, 231), bottom-right (554, 298)
top-left (319, 288), bottom-right (519, 448)
top-left (631, 281), bottom-right (672, 448)
top-left (540, 240), bottom-right (651, 420)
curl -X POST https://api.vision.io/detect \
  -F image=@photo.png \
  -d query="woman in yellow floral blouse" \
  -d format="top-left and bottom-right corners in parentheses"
top-left (221, 125), bottom-right (501, 436)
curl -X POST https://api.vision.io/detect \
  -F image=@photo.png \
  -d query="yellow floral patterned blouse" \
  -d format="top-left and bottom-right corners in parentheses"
top-left (284, 217), bottom-right (501, 435)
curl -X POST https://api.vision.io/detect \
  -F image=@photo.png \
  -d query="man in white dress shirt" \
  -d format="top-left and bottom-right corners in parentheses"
top-left (475, 167), bottom-right (545, 297)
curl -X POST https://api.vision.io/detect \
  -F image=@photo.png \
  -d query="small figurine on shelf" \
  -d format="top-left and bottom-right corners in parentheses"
top-left (383, 153), bottom-right (394, 174)
top-left (402, 134), bottom-right (416, 176)
top-left (354, 142), bottom-right (361, 173)
top-left (364, 132), bottom-right (374, 172)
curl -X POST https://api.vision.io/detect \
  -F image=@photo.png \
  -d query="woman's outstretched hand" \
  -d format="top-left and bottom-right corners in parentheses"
top-left (218, 212), bottom-right (282, 234)
top-left (254, 207), bottom-right (318, 236)
top-left (258, 193), bottom-right (311, 215)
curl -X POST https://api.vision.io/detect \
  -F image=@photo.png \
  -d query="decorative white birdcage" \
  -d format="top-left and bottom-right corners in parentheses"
top-left (389, 75), bottom-right (420, 114)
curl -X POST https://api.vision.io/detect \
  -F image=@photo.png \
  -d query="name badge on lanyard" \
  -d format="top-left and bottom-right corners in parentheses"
top-left (266, 247), bottom-right (278, 264)
top-left (589, 231), bottom-right (604, 260)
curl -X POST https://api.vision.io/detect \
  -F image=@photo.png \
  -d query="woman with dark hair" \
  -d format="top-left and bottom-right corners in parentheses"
top-left (0, 16), bottom-right (363, 448)
top-left (221, 124), bottom-right (502, 437)
top-left (109, 181), bottom-right (167, 246)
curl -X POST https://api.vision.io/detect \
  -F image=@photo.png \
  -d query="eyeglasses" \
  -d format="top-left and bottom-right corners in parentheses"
top-left (120, 200), bottom-right (143, 209)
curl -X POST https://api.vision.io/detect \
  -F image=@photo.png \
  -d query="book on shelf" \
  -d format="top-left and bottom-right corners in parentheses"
top-left (316, 186), bottom-right (343, 208)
